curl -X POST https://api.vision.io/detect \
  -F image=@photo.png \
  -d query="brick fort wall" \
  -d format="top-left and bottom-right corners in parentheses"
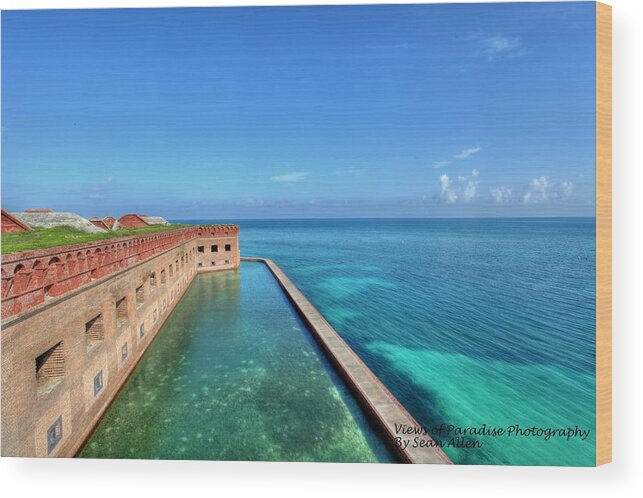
top-left (1, 226), bottom-right (240, 457)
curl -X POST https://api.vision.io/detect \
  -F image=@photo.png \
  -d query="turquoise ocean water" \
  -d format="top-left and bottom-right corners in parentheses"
top-left (184, 217), bottom-right (596, 466)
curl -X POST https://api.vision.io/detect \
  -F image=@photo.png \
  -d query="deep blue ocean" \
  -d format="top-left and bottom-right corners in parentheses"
top-left (180, 218), bottom-right (596, 466)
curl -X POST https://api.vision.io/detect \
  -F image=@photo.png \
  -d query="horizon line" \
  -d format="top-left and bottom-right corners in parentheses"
top-left (172, 215), bottom-right (597, 221)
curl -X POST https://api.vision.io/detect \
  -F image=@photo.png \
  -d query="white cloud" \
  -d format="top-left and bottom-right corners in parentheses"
top-left (560, 181), bottom-right (574, 199)
top-left (454, 147), bottom-right (481, 159)
top-left (440, 174), bottom-right (450, 192)
top-left (439, 171), bottom-right (479, 204)
top-left (271, 171), bottom-right (310, 183)
top-left (440, 174), bottom-right (458, 203)
top-left (435, 150), bottom-right (481, 169)
top-left (523, 176), bottom-right (551, 204)
top-left (477, 35), bottom-right (526, 60)
top-left (490, 185), bottom-right (513, 204)
top-left (522, 177), bottom-right (574, 204)
top-left (472, 168), bottom-right (480, 177)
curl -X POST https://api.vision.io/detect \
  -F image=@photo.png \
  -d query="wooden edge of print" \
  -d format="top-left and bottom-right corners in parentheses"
top-left (595, 1), bottom-right (612, 467)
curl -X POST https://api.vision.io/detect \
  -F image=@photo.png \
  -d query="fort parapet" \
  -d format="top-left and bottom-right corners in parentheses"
top-left (2, 225), bottom-right (239, 319)
top-left (1, 226), bottom-right (240, 457)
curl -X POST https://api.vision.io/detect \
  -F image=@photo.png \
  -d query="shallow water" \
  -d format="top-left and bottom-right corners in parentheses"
top-left (80, 263), bottom-right (393, 462)
top-left (193, 217), bottom-right (596, 466)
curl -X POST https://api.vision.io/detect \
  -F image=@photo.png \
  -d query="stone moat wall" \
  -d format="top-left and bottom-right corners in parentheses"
top-left (1, 226), bottom-right (240, 457)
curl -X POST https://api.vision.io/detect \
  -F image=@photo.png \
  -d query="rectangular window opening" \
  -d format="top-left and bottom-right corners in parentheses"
top-left (197, 246), bottom-right (204, 253)
top-left (85, 314), bottom-right (105, 349)
top-left (136, 285), bottom-right (144, 308)
top-left (93, 370), bottom-right (104, 396)
top-left (211, 245), bottom-right (218, 252)
top-left (47, 416), bottom-right (63, 454)
top-left (36, 342), bottom-right (65, 395)
top-left (161, 269), bottom-right (166, 284)
top-left (225, 244), bottom-right (231, 252)
top-left (115, 297), bottom-right (129, 328)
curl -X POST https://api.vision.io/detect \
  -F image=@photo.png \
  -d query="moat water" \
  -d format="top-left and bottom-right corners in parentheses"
top-left (80, 263), bottom-right (394, 462)
top-left (185, 217), bottom-right (595, 466)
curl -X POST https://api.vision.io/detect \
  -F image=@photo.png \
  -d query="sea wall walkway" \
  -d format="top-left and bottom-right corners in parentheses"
top-left (242, 257), bottom-right (451, 464)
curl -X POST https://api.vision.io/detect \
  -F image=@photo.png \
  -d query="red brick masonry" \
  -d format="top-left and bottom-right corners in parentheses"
top-left (1, 209), bottom-right (32, 233)
top-left (1, 225), bottom-right (239, 321)
top-left (117, 214), bottom-right (150, 229)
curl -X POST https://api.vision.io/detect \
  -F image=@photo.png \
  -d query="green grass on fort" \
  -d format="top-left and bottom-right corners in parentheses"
top-left (1, 224), bottom-right (195, 254)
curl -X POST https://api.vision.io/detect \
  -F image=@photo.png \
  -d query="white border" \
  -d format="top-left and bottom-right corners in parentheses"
top-left (1, 1), bottom-right (641, 497)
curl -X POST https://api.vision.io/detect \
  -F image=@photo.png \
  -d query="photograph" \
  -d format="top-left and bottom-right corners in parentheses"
top-left (1, 1), bottom-right (611, 467)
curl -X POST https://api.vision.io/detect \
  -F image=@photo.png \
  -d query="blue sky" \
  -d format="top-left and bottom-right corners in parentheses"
top-left (2, 3), bottom-right (596, 219)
